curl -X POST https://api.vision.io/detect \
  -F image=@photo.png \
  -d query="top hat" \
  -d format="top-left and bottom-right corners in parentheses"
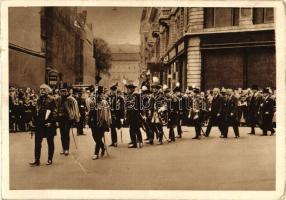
top-left (262, 88), bottom-right (270, 94)
top-left (110, 82), bottom-right (118, 91)
top-left (193, 87), bottom-right (200, 94)
top-left (125, 81), bottom-right (137, 89)
top-left (173, 86), bottom-right (181, 93)
top-left (151, 76), bottom-right (161, 88)
top-left (251, 85), bottom-right (259, 91)
top-left (97, 86), bottom-right (104, 94)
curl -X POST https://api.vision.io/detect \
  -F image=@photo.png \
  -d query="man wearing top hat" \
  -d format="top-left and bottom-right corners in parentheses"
top-left (247, 85), bottom-right (263, 135)
top-left (259, 88), bottom-right (275, 136)
top-left (107, 83), bottom-right (125, 147)
top-left (30, 84), bottom-right (57, 166)
top-left (56, 84), bottom-right (80, 156)
top-left (190, 87), bottom-right (203, 139)
top-left (74, 88), bottom-right (87, 136)
top-left (173, 84), bottom-right (184, 139)
top-left (125, 81), bottom-right (143, 148)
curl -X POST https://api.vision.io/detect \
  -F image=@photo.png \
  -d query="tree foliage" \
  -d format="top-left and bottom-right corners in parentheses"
top-left (93, 38), bottom-right (112, 75)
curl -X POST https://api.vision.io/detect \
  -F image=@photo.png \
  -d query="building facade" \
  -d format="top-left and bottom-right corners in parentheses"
top-left (140, 7), bottom-right (275, 91)
top-left (101, 45), bottom-right (140, 91)
top-left (9, 7), bottom-right (96, 89)
top-left (9, 7), bottom-right (46, 88)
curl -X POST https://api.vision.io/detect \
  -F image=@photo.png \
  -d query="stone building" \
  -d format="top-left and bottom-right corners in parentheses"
top-left (101, 44), bottom-right (140, 91)
top-left (9, 7), bottom-right (46, 88)
top-left (9, 7), bottom-right (96, 89)
top-left (140, 7), bottom-right (275, 91)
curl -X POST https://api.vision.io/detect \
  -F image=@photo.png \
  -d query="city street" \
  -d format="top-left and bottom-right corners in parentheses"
top-left (9, 126), bottom-right (275, 190)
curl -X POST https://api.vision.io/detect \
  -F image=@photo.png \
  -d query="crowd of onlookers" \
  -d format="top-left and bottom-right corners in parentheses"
top-left (9, 85), bottom-right (276, 133)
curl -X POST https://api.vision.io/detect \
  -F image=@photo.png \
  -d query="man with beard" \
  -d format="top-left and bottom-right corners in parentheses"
top-left (108, 83), bottom-right (125, 147)
top-left (57, 84), bottom-right (80, 156)
top-left (125, 82), bottom-right (143, 148)
top-left (29, 84), bottom-right (56, 166)
top-left (204, 88), bottom-right (224, 137)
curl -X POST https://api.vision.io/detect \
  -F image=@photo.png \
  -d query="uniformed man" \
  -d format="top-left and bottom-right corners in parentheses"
top-left (259, 88), bottom-right (275, 136)
top-left (223, 89), bottom-right (240, 138)
top-left (56, 84), bottom-right (80, 156)
top-left (190, 88), bottom-right (203, 139)
top-left (75, 88), bottom-right (87, 136)
top-left (204, 88), bottom-right (224, 137)
top-left (29, 84), bottom-right (56, 166)
top-left (141, 85), bottom-right (154, 145)
top-left (125, 82), bottom-right (143, 148)
top-left (247, 85), bottom-right (262, 135)
top-left (173, 84), bottom-right (184, 139)
top-left (108, 83), bottom-right (125, 147)
top-left (150, 77), bottom-right (165, 145)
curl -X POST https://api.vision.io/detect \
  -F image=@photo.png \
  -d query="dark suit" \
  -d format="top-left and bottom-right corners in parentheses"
top-left (76, 96), bottom-right (86, 135)
top-left (34, 95), bottom-right (56, 162)
top-left (126, 92), bottom-right (142, 146)
top-left (247, 93), bottom-right (262, 134)
top-left (225, 95), bottom-right (239, 137)
top-left (205, 94), bottom-right (224, 137)
top-left (260, 96), bottom-right (275, 135)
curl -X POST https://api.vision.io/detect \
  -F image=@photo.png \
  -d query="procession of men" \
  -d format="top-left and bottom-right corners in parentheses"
top-left (14, 75), bottom-right (276, 166)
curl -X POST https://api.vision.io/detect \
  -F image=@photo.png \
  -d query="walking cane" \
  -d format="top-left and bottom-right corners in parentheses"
top-left (120, 128), bottom-right (123, 143)
top-left (103, 132), bottom-right (110, 157)
top-left (71, 127), bottom-right (78, 149)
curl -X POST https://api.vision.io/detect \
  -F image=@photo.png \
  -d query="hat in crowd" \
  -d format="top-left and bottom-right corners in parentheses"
top-left (40, 84), bottom-right (52, 92)
top-left (97, 85), bottom-right (104, 94)
top-left (89, 85), bottom-right (95, 92)
top-left (125, 81), bottom-right (137, 89)
top-left (221, 88), bottom-right (227, 94)
top-left (110, 82), bottom-right (118, 91)
top-left (142, 85), bottom-right (148, 92)
top-left (9, 87), bottom-right (15, 91)
top-left (151, 76), bottom-right (161, 88)
top-left (173, 86), bottom-right (181, 93)
top-left (251, 85), bottom-right (259, 91)
top-left (193, 87), bottom-right (200, 94)
top-left (263, 87), bottom-right (270, 94)
top-left (60, 83), bottom-right (70, 90)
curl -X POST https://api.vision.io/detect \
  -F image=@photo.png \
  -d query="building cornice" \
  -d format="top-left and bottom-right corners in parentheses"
top-left (9, 43), bottom-right (46, 58)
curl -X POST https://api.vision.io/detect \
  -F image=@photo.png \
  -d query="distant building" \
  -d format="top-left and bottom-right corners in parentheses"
top-left (140, 8), bottom-right (275, 91)
top-left (101, 44), bottom-right (140, 91)
top-left (9, 7), bottom-right (96, 89)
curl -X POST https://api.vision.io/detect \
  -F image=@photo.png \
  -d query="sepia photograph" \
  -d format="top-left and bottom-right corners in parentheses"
top-left (1, 0), bottom-right (285, 199)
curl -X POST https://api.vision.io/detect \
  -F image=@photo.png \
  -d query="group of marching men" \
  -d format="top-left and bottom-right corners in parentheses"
top-left (28, 77), bottom-right (276, 166)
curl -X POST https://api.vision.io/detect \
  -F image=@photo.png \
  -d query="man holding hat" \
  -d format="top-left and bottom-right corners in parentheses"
top-left (125, 81), bottom-right (143, 148)
top-left (107, 83), bottom-right (125, 147)
top-left (30, 84), bottom-right (56, 166)
top-left (259, 88), bottom-right (275, 136)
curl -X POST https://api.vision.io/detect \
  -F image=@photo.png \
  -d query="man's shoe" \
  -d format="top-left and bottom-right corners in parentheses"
top-left (192, 137), bottom-right (200, 139)
top-left (235, 136), bottom-right (240, 138)
top-left (220, 135), bottom-right (227, 138)
top-left (248, 132), bottom-right (255, 135)
top-left (270, 131), bottom-right (275, 136)
top-left (64, 150), bottom-right (69, 156)
top-left (138, 142), bottom-right (143, 148)
top-left (114, 143), bottom-right (118, 147)
top-left (260, 134), bottom-right (268, 136)
top-left (29, 160), bottom-right (40, 166)
top-left (60, 151), bottom-right (65, 155)
top-left (145, 140), bottom-right (154, 145)
top-left (157, 141), bottom-right (163, 145)
top-left (144, 138), bottom-right (149, 141)
top-left (109, 143), bottom-right (115, 147)
top-left (128, 145), bottom-right (137, 148)
top-left (92, 155), bottom-right (99, 160)
top-left (175, 135), bottom-right (182, 139)
top-left (128, 142), bottom-right (133, 145)
top-left (46, 160), bottom-right (52, 165)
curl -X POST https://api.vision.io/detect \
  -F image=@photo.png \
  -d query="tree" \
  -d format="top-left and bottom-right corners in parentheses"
top-left (93, 38), bottom-right (112, 83)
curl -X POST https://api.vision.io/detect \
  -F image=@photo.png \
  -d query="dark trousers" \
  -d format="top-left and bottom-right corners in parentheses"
top-left (110, 123), bottom-right (118, 144)
top-left (177, 116), bottom-right (182, 136)
top-left (129, 120), bottom-right (142, 145)
top-left (262, 114), bottom-right (275, 135)
top-left (91, 126), bottom-right (105, 155)
top-left (205, 115), bottom-right (224, 137)
top-left (59, 119), bottom-right (72, 151)
top-left (194, 119), bottom-right (202, 138)
top-left (77, 116), bottom-right (84, 135)
top-left (34, 127), bottom-right (54, 161)
top-left (225, 118), bottom-right (239, 137)
top-left (152, 123), bottom-right (164, 142)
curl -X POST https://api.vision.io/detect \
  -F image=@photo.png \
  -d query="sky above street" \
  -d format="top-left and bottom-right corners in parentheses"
top-left (85, 7), bottom-right (143, 45)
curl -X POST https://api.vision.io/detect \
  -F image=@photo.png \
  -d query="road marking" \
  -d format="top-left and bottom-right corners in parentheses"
top-left (71, 154), bottom-right (88, 175)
